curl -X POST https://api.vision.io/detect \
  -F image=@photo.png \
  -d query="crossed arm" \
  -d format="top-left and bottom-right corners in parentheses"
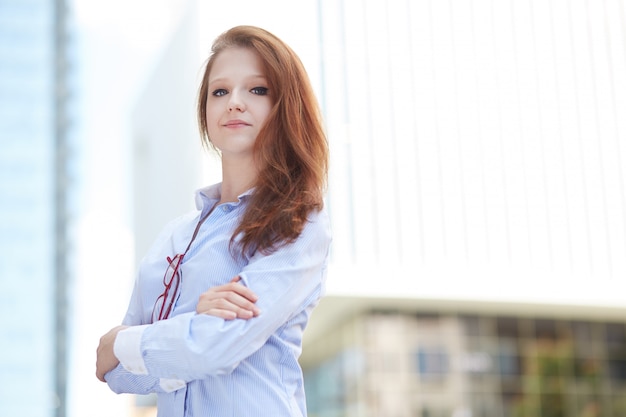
top-left (95, 275), bottom-right (259, 382)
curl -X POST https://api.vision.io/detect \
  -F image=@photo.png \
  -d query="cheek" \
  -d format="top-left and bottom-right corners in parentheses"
top-left (205, 106), bottom-right (220, 128)
top-left (204, 116), bottom-right (220, 143)
top-left (258, 103), bottom-right (272, 125)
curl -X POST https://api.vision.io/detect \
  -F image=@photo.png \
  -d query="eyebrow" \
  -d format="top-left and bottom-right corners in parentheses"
top-left (208, 74), bottom-right (267, 85)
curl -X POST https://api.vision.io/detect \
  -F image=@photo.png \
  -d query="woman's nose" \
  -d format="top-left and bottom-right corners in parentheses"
top-left (228, 91), bottom-right (246, 112)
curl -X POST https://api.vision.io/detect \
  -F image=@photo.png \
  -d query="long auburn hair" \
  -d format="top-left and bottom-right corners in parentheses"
top-left (197, 26), bottom-right (329, 256)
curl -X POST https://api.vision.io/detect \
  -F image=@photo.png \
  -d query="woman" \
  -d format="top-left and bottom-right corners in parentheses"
top-left (96, 25), bottom-right (331, 416)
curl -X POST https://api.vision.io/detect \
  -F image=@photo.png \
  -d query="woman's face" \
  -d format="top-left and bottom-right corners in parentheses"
top-left (205, 47), bottom-right (272, 158)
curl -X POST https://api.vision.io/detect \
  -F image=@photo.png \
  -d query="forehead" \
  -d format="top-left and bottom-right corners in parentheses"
top-left (208, 47), bottom-right (266, 82)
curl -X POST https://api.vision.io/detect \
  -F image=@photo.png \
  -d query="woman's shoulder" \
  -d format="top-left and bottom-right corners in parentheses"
top-left (164, 209), bottom-right (200, 231)
top-left (307, 204), bottom-right (329, 224)
top-left (301, 205), bottom-right (332, 242)
top-left (148, 210), bottom-right (200, 250)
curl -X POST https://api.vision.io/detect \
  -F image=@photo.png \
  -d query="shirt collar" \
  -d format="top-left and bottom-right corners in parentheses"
top-left (194, 183), bottom-right (255, 210)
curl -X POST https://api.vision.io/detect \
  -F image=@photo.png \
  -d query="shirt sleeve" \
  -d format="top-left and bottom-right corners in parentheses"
top-left (104, 214), bottom-right (195, 394)
top-left (105, 364), bottom-right (186, 394)
top-left (113, 208), bottom-right (331, 382)
top-left (104, 288), bottom-right (188, 394)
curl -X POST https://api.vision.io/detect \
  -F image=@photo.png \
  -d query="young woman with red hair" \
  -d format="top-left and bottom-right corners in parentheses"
top-left (96, 25), bottom-right (331, 416)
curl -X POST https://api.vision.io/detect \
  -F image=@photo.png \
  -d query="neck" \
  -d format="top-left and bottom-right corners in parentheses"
top-left (219, 155), bottom-right (258, 203)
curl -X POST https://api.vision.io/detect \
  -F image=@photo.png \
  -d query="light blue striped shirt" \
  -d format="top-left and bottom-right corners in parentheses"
top-left (105, 183), bottom-right (331, 417)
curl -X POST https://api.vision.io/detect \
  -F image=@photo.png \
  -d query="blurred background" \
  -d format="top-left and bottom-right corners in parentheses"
top-left (1, 0), bottom-right (625, 416)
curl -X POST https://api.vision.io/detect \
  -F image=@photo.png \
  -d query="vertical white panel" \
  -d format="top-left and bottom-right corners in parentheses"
top-left (343, 0), bottom-right (379, 265)
top-left (413, 0), bottom-right (447, 263)
top-left (475, 0), bottom-right (511, 264)
top-left (579, 0), bottom-right (612, 277)
top-left (438, 0), bottom-right (470, 263)
top-left (432, 0), bottom-right (467, 263)
top-left (451, 0), bottom-right (486, 265)
top-left (561, 0), bottom-right (594, 275)
top-left (603, 0), bottom-right (626, 280)
top-left (320, 0), bottom-right (355, 264)
top-left (320, 0), bottom-right (626, 303)
top-left (408, 0), bottom-right (433, 263)
top-left (492, 0), bottom-right (530, 268)
top-left (387, 0), bottom-right (422, 265)
top-left (589, 0), bottom-right (615, 278)
top-left (463, 0), bottom-right (494, 265)
top-left (363, 0), bottom-right (402, 264)
top-left (544, 0), bottom-right (580, 273)
top-left (597, 0), bottom-right (626, 280)
top-left (518, 0), bottom-right (551, 268)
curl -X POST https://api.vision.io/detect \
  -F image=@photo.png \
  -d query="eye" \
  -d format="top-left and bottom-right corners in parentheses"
top-left (250, 86), bottom-right (268, 96)
top-left (212, 89), bottom-right (228, 97)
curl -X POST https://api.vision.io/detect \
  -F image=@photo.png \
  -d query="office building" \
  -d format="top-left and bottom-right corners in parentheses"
top-left (0, 0), bottom-right (73, 416)
top-left (302, 0), bottom-right (626, 416)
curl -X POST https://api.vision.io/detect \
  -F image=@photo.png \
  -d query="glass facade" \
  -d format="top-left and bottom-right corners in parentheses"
top-left (303, 312), bottom-right (626, 417)
top-left (0, 0), bottom-right (71, 416)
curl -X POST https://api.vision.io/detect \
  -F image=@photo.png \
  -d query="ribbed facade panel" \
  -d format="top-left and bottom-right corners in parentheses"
top-left (320, 0), bottom-right (626, 301)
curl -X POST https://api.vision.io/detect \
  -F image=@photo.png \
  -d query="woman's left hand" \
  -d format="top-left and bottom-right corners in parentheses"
top-left (196, 276), bottom-right (260, 320)
top-left (95, 325), bottom-right (128, 382)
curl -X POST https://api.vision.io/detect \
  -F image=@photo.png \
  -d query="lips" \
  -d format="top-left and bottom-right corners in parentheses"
top-left (223, 119), bottom-right (251, 127)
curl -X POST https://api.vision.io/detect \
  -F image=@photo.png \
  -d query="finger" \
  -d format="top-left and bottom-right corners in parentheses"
top-left (204, 284), bottom-right (259, 305)
top-left (218, 296), bottom-right (259, 317)
top-left (226, 276), bottom-right (259, 302)
top-left (95, 359), bottom-right (106, 382)
top-left (220, 282), bottom-right (259, 303)
top-left (200, 308), bottom-right (238, 320)
top-left (198, 305), bottom-right (254, 319)
top-left (200, 291), bottom-right (260, 315)
top-left (197, 295), bottom-right (259, 318)
top-left (197, 296), bottom-right (259, 318)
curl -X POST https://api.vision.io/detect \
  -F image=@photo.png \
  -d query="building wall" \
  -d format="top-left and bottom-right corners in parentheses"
top-left (319, 0), bottom-right (626, 307)
top-left (305, 5), bottom-right (626, 411)
top-left (304, 311), bottom-right (626, 417)
top-left (131, 2), bottom-right (204, 267)
top-left (0, 0), bottom-right (71, 415)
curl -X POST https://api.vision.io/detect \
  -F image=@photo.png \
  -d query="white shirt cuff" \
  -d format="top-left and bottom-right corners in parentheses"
top-left (114, 325), bottom-right (149, 375)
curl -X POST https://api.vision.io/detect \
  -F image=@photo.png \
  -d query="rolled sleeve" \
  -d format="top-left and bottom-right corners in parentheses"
top-left (114, 325), bottom-right (150, 375)
top-left (105, 364), bottom-right (186, 395)
top-left (106, 325), bottom-right (187, 394)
